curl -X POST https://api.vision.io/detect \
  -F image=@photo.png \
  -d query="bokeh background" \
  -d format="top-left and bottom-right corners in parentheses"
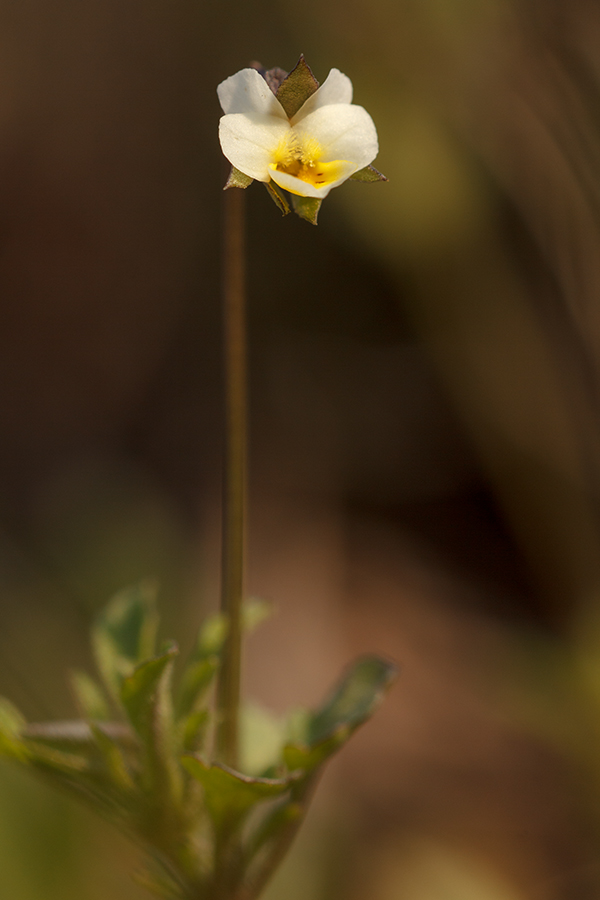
top-left (1, 0), bottom-right (600, 897)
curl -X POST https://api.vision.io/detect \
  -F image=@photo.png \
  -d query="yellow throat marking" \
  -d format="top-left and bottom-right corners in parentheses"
top-left (271, 132), bottom-right (347, 192)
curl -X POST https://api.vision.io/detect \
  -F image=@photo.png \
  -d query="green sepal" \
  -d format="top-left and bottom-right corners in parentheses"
top-left (224, 166), bottom-right (254, 190)
top-left (283, 655), bottom-right (397, 772)
top-left (291, 194), bottom-right (322, 225)
top-left (276, 55), bottom-right (319, 119)
top-left (349, 165), bottom-right (388, 183)
top-left (93, 582), bottom-right (159, 702)
top-left (182, 756), bottom-right (294, 832)
top-left (70, 670), bottom-right (110, 720)
top-left (264, 181), bottom-right (291, 215)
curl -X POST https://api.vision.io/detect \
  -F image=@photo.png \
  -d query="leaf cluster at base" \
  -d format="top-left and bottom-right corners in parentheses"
top-left (0, 583), bottom-right (397, 900)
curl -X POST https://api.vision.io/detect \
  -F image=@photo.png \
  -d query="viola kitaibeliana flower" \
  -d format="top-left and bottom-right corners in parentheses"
top-left (217, 56), bottom-right (386, 223)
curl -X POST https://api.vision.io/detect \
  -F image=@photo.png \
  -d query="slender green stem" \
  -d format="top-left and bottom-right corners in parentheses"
top-left (216, 186), bottom-right (247, 769)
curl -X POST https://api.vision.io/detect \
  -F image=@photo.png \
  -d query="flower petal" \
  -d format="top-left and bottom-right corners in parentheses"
top-left (269, 160), bottom-right (357, 199)
top-left (219, 113), bottom-right (289, 182)
top-left (292, 68), bottom-right (353, 124)
top-left (294, 104), bottom-right (378, 170)
top-left (217, 68), bottom-right (287, 120)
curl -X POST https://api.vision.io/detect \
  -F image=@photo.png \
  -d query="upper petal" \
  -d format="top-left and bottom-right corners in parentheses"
top-left (294, 104), bottom-right (378, 170)
top-left (219, 113), bottom-right (289, 182)
top-left (217, 68), bottom-right (288, 120)
top-left (292, 68), bottom-right (353, 124)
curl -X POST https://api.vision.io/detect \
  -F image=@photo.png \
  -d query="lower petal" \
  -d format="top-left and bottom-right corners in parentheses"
top-left (269, 160), bottom-right (357, 198)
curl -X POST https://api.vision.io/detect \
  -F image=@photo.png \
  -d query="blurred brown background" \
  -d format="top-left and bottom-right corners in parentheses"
top-left (1, 0), bottom-right (600, 898)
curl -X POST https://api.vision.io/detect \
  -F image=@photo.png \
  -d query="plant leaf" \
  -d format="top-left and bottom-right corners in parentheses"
top-left (121, 643), bottom-right (181, 810)
top-left (0, 697), bottom-right (27, 759)
top-left (182, 756), bottom-right (293, 832)
top-left (349, 165), bottom-right (388, 182)
top-left (177, 601), bottom-right (273, 721)
top-left (93, 582), bottom-right (159, 702)
top-left (291, 194), bottom-right (321, 225)
top-left (283, 655), bottom-right (397, 772)
top-left (276, 55), bottom-right (319, 119)
top-left (224, 166), bottom-right (253, 190)
top-left (70, 670), bottom-right (110, 720)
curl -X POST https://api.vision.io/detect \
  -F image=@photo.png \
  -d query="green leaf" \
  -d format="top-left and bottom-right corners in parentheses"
top-left (291, 194), bottom-right (322, 225)
top-left (121, 644), bottom-right (181, 807)
top-left (177, 602), bottom-right (272, 721)
top-left (70, 670), bottom-right (110, 720)
top-left (309, 655), bottom-right (397, 743)
top-left (182, 756), bottom-right (293, 832)
top-left (282, 729), bottom-right (348, 772)
top-left (349, 165), bottom-right (388, 183)
top-left (93, 582), bottom-right (159, 701)
top-left (181, 708), bottom-right (210, 753)
top-left (90, 722), bottom-right (135, 790)
top-left (177, 656), bottom-right (219, 720)
top-left (0, 697), bottom-right (27, 759)
top-left (224, 166), bottom-right (253, 190)
top-left (121, 644), bottom-right (178, 738)
top-left (276, 55), bottom-right (319, 119)
top-left (283, 655), bottom-right (397, 772)
top-left (264, 181), bottom-right (291, 215)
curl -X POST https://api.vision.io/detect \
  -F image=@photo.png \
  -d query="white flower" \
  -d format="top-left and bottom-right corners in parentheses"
top-left (217, 67), bottom-right (379, 200)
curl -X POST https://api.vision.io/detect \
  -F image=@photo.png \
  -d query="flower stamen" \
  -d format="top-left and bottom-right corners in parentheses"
top-left (270, 132), bottom-right (349, 193)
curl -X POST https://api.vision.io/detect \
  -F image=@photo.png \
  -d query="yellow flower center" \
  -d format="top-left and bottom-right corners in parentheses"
top-left (271, 132), bottom-right (348, 193)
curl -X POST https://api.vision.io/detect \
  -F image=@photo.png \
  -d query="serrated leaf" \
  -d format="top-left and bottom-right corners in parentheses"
top-left (121, 644), bottom-right (178, 738)
top-left (70, 670), bottom-right (110, 720)
top-left (291, 194), bottom-right (321, 225)
top-left (182, 756), bottom-right (293, 832)
top-left (276, 55), bottom-right (319, 119)
top-left (309, 655), bottom-right (397, 744)
top-left (93, 582), bottom-right (159, 701)
top-left (121, 644), bottom-right (181, 809)
top-left (224, 166), bottom-right (253, 190)
top-left (282, 728), bottom-right (349, 772)
top-left (264, 180), bottom-right (291, 215)
top-left (349, 165), bottom-right (388, 183)
top-left (283, 656), bottom-right (397, 773)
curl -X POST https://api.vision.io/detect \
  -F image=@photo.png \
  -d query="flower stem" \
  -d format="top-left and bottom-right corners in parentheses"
top-left (216, 186), bottom-right (247, 769)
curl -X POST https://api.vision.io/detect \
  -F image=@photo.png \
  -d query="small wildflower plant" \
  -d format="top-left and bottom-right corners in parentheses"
top-left (0, 585), bottom-right (396, 899)
top-left (218, 56), bottom-right (387, 224)
top-left (0, 55), bottom-right (394, 900)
